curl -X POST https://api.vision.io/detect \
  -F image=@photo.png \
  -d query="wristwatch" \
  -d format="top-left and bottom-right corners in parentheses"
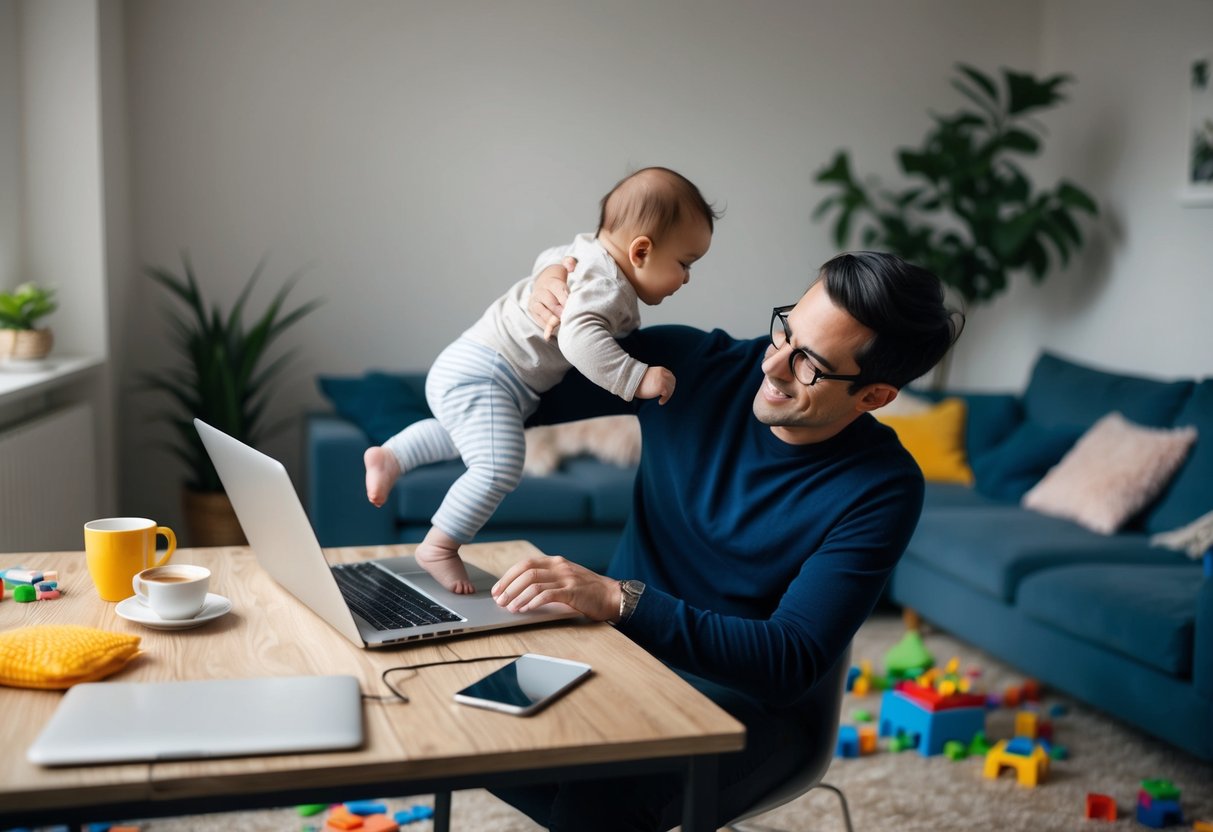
top-left (616, 579), bottom-right (646, 625)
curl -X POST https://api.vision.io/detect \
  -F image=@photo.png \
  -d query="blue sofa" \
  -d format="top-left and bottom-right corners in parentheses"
top-left (306, 373), bottom-right (635, 574)
top-left (889, 353), bottom-right (1213, 761)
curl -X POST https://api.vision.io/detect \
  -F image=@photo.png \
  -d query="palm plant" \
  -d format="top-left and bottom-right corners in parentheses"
top-left (143, 254), bottom-right (322, 493)
top-left (813, 64), bottom-right (1099, 309)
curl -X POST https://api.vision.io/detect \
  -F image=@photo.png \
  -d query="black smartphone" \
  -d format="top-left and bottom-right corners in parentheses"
top-left (453, 653), bottom-right (592, 716)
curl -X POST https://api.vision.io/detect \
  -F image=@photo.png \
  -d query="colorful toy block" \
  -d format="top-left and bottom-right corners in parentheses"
top-left (852, 708), bottom-right (873, 722)
top-left (1191, 820), bottom-right (1213, 832)
top-left (395, 806), bottom-right (435, 824)
top-left (326, 804), bottom-right (364, 830)
top-left (1014, 710), bottom-right (1038, 738)
top-left (894, 680), bottom-right (986, 712)
top-left (361, 815), bottom-right (399, 832)
top-left (346, 801), bottom-right (388, 816)
top-left (835, 725), bottom-right (859, 758)
top-left (967, 731), bottom-right (992, 756)
top-left (943, 740), bottom-right (967, 760)
top-left (983, 739), bottom-right (1049, 787)
top-left (13, 584), bottom-right (36, 602)
top-left (1084, 793), bottom-right (1117, 821)
top-left (883, 629), bottom-right (934, 680)
top-left (878, 689), bottom-right (986, 756)
top-left (1136, 779), bottom-right (1183, 829)
top-left (858, 724), bottom-right (878, 754)
top-left (888, 730), bottom-right (916, 752)
top-left (297, 804), bottom-right (328, 817)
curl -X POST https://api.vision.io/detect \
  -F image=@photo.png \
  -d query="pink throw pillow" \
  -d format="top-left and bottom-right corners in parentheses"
top-left (1022, 412), bottom-right (1198, 535)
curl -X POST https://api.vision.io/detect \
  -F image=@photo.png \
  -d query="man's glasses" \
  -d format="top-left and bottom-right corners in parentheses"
top-left (769, 305), bottom-right (864, 387)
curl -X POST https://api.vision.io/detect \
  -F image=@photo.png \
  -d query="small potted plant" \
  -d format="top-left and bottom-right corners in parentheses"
top-left (142, 254), bottom-right (322, 546)
top-left (0, 282), bottom-right (57, 362)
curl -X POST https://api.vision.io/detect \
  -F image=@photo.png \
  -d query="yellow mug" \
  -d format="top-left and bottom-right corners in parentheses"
top-left (83, 518), bottom-right (177, 602)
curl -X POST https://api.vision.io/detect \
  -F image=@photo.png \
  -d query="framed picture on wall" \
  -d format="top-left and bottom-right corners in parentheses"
top-left (1182, 54), bottom-right (1213, 206)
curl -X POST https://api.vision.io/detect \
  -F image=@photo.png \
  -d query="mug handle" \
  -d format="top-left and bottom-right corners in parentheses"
top-left (151, 526), bottom-right (177, 568)
top-left (132, 571), bottom-right (150, 604)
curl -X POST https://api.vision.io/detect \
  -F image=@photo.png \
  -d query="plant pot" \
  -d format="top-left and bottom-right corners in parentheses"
top-left (182, 488), bottom-right (248, 547)
top-left (0, 327), bottom-right (54, 361)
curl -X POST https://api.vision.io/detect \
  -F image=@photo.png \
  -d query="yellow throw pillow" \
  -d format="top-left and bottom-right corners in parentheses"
top-left (876, 397), bottom-right (974, 485)
top-left (0, 625), bottom-right (141, 689)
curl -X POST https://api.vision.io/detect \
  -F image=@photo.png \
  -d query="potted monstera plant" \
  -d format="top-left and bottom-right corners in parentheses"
top-left (143, 254), bottom-right (322, 546)
top-left (0, 282), bottom-right (57, 362)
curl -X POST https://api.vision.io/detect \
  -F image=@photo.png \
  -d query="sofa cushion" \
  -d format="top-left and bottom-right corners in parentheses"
top-left (393, 461), bottom-right (590, 526)
top-left (970, 421), bottom-right (1085, 502)
top-left (905, 506), bottom-right (1185, 602)
top-left (1022, 413), bottom-right (1197, 534)
top-left (1146, 379), bottom-right (1213, 534)
top-left (922, 483), bottom-right (1003, 509)
top-left (318, 372), bottom-right (432, 445)
top-left (876, 398), bottom-right (973, 484)
top-left (562, 457), bottom-right (637, 525)
top-left (1017, 564), bottom-right (1202, 678)
top-left (1022, 352), bottom-right (1193, 429)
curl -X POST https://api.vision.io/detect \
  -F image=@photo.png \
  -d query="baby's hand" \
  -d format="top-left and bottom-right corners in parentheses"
top-left (636, 366), bottom-right (675, 405)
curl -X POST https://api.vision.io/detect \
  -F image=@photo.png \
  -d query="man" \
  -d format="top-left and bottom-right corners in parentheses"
top-left (490, 251), bottom-right (963, 830)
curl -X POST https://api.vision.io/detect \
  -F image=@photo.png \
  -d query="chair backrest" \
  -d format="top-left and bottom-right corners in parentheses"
top-left (728, 643), bottom-right (853, 823)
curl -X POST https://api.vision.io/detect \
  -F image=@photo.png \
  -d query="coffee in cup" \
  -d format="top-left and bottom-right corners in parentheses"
top-left (132, 564), bottom-right (211, 620)
top-left (84, 518), bottom-right (177, 602)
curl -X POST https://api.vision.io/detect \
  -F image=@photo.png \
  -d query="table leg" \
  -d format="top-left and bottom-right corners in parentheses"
top-left (681, 755), bottom-right (718, 832)
top-left (434, 790), bottom-right (452, 832)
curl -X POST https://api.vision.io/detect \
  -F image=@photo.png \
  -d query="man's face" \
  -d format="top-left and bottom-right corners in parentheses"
top-left (752, 281), bottom-right (880, 445)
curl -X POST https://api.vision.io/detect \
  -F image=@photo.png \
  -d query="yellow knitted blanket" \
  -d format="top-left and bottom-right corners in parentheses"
top-left (0, 625), bottom-right (141, 689)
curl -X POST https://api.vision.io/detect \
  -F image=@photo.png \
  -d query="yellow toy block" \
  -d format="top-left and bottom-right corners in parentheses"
top-left (852, 675), bottom-right (870, 696)
top-left (1192, 822), bottom-right (1213, 832)
top-left (1015, 710), bottom-right (1039, 739)
top-left (983, 739), bottom-right (1049, 787)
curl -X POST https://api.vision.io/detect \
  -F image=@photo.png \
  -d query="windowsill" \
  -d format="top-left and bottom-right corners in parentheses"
top-left (0, 354), bottom-right (105, 406)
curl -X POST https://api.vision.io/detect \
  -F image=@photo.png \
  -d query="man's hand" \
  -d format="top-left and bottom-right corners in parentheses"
top-left (636, 366), bottom-right (676, 405)
top-left (491, 555), bottom-right (622, 622)
top-left (530, 256), bottom-right (576, 339)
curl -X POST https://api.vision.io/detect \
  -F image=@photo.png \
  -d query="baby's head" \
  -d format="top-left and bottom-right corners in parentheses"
top-left (596, 167), bottom-right (718, 305)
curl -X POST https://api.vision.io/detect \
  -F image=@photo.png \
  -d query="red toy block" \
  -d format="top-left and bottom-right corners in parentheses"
top-left (1022, 679), bottom-right (1041, 701)
top-left (1085, 793), bottom-right (1117, 821)
top-left (893, 680), bottom-right (985, 711)
top-left (1003, 685), bottom-right (1022, 708)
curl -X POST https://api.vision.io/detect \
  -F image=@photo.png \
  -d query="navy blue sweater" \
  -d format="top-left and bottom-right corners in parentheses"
top-left (532, 325), bottom-right (924, 711)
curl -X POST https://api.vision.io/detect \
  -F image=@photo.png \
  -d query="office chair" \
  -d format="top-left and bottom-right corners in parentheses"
top-left (725, 644), bottom-right (855, 832)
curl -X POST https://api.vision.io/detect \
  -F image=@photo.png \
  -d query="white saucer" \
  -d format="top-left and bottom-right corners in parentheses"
top-left (115, 593), bottom-right (233, 630)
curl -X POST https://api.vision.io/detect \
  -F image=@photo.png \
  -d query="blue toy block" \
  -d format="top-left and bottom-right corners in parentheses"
top-left (878, 690), bottom-right (986, 757)
top-left (835, 725), bottom-right (859, 757)
top-left (396, 805), bottom-right (435, 824)
top-left (1048, 703), bottom-right (1068, 717)
top-left (346, 800), bottom-right (388, 816)
top-left (1137, 797), bottom-right (1183, 828)
top-left (1204, 551), bottom-right (1212, 578)
top-left (846, 666), bottom-right (860, 692)
top-left (1006, 736), bottom-right (1036, 756)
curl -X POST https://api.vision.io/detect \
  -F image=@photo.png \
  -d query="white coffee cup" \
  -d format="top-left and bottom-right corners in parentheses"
top-left (132, 564), bottom-right (211, 620)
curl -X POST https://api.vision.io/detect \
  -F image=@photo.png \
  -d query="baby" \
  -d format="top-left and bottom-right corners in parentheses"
top-left (364, 167), bottom-right (716, 593)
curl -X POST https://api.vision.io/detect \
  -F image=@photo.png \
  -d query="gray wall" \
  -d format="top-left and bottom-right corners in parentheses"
top-left (104, 0), bottom-right (1206, 531)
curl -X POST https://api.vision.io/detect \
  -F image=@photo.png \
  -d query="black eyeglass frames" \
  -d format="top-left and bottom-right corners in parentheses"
top-left (768, 305), bottom-right (864, 387)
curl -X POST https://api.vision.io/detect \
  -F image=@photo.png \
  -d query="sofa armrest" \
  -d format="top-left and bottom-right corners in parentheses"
top-left (1196, 575), bottom-right (1213, 699)
top-left (306, 413), bottom-right (396, 546)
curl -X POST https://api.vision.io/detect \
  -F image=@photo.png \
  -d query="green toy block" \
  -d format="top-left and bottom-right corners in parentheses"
top-left (889, 732), bottom-right (913, 752)
top-left (1141, 779), bottom-right (1180, 800)
top-left (852, 709), bottom-right (873, 723)
top-left (13, 584), bottom-right (36, 603)
top-left (296, 804), bottom-right (327, 817)
top-left (967, 731), bottom-right (991, 756)
top-left (883, 630), bottom-right (935, 678)
top-left (943, 740), bottom-right (968, 760)
top-left (1049, 744), bottom-right (1068, 760)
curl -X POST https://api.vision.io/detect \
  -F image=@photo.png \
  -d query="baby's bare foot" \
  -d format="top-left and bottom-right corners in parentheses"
top-left (415, 540), bottom-right (475, 594)
top-left (364, 447), bottom-right (401, 507)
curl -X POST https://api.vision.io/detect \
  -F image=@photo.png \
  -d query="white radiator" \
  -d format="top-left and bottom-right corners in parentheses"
top-left (0, 403), bottom-right (96, 553)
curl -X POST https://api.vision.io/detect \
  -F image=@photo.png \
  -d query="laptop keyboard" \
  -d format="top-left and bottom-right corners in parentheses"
top-left (331, 562), bottom-right (463, 631)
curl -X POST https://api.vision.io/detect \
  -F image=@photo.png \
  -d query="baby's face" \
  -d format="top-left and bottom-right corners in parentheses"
top-left (632, 217), bottom-right (712, 305)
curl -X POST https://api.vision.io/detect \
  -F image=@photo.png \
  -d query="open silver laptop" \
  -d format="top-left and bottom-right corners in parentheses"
top-left (194, 418), bottom-right (578, 648)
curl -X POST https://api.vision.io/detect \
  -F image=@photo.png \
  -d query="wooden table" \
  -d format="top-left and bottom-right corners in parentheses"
top-left (0, 542), bottom-right (745, 830)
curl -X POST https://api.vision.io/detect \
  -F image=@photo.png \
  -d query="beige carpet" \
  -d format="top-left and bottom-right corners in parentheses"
top-left (79, 611), bottom-right (1213, 831)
